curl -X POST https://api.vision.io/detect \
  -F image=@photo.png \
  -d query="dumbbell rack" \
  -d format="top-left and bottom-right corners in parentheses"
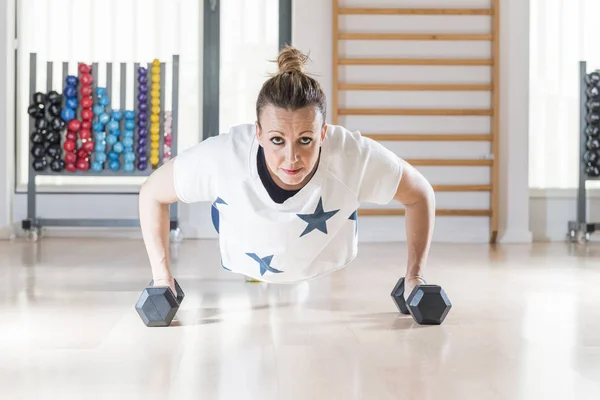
top-left (568, 61), bottom-right (600, 243)
top-left (21, 53), bottom-right (181, 241)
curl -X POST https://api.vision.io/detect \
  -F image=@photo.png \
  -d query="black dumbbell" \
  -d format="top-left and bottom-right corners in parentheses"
top-left (586, 126), bottom-right (600, 137)
top-left (46, 130), bottom-right (61, 144)
top-left (30, 131), bottom-right (44, 144)
top-left (31, 144), bottom-right (45, 158)
top-left (588, 85), bottom-right (600, 98)
top-left (587, 71), bottom-right (600, 85)
top-left (587, 138), bottom-right (600, 150)
top-left (32, 157), bottom-right (47, 172)
top-left (135, 279), bottom-right (185, 327)
top-left (27, 104), bottom-right (45, 118)
top-left (587, 112), bottom-right (600, 125)
top-left (35, 117), bottom-right (48, 130)
top-left (47, 104), bottom-right (61, 118)
top-left (390, 277), bottom-right (452, 325)
top-left (46, 143), bottom-right (62, 158)
top-left (33, 92), bottom-right (46, 105)
top-left (588, 100), bottom-right (600, 111)
top-left (586, 165), bottom-right (600, 177)
top-left (50, 159), bottom-right (65, 172)
top-left (50, 117), bottom-right (65, 131)
top-left (47, 90), bottom-right (62, 105)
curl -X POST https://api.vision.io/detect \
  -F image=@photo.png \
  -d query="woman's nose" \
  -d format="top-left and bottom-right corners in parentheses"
top-left (285, 144), bottom-right (299, 162)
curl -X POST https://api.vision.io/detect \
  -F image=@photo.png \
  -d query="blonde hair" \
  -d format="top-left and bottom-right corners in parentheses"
top-left (256, 45), bottom-right (327, 126)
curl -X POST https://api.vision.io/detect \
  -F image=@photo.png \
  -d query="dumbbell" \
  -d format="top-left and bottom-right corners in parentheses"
top-left (588, 111), bottom-right (600, 125)
top-left (135, 279), bottom-right (185, 327)
top-left (587, 138), bottom-right (600, 150)
top-left (585, 126), bottom-right (599, 137)
top-left (587, 71), bottom-right (600, 85)
top-left (588, 100), bottom-right (600, 111)
top-left (584, 150), bottom-right (600, 166)
top-left (587, 86), bottom-right (600, 98)
top-left (586, 165), bottom-right (600, 177)
top-left (390, 277), bottom-right (452, 325)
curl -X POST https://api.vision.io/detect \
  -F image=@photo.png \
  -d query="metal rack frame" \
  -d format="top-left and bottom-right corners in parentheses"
top-left (568, 61), bottom-right (600, 242)
top-left (21, 53), bottom-right (181, 239)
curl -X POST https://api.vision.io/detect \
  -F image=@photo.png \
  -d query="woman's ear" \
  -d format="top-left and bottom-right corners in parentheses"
top-left (255, 121), bottom-right (262, 141)
top-left (320, 124), bottom-right (328, 142)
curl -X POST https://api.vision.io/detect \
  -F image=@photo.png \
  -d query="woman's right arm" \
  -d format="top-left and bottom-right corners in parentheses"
top-left (139, 131), bottom-right (227, 291)
top-left (138, 159), bottom-right (179, 293)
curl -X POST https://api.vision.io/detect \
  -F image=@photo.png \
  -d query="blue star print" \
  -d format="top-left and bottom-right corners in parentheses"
top-left (296, 197), bottom-right (340, 237)
top-left (211, 197), bottom-right (228, 233)
top-left (348, 210), bottom-right (358, 234)
top-left (246, 253), bottom-right (283, 276)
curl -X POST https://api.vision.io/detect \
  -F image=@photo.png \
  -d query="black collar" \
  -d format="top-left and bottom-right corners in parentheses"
top-left (257, 145), bottom-right (300, 204)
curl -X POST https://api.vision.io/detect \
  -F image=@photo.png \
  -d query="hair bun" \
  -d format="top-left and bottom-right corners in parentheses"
top-left (277, 45), bottom-right (309, 74)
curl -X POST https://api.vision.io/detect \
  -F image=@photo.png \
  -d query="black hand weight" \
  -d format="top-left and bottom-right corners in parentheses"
top-left (46, 90), bottom-right (62, 105)
top-left (32, 157), bottom-right (47, 172)
top-left (33, 92), bottom-right (46, 105)
top-left (31, 144), bottom-right (45, 158)
top-left (587, 112), bottom-right (600, 125)
top-left (587, 138), bottom-right (600, 150)
top-left (586, 165), bottom-right (600, 177)
top-left (135, 279), bottom-right (186, 327)
top-left (50, 159), bottom-right (65, 172)
top-left (586, 126), bottom-right (600, 137)
top-left (390, 277), bottom-right (452, 325)
top-left (587, 71), bottom-right (600, 85)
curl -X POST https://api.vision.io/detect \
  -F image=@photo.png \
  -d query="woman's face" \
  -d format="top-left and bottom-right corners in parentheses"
top-left (256, 105), bottom-right (327, 191)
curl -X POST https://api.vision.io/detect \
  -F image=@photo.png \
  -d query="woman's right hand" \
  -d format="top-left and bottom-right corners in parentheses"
top-left (153, 277), bottom-right (176, 297)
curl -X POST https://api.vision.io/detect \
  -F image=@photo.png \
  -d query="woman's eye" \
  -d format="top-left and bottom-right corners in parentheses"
top-left (271, 137), bottom-right (284, 145)
top-left (299, 137), bottom-right (312, 145)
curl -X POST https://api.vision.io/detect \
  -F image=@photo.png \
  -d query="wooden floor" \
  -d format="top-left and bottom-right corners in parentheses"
top-left (1, 238), bottom-right (600, 399)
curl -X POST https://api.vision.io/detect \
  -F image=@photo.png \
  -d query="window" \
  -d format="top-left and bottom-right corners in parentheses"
top-left (16, 0), bottom-right (291, 191)
top-left (203, 0), bottom-right (292, 137)
top-left (529, 0), bottom-right (600, 189)
top-left (15, 0), bottom-right (201, 190)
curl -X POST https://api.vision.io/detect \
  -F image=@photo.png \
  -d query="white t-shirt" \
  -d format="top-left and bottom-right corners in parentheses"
top-left (173, 123), bottom-right (403, 283)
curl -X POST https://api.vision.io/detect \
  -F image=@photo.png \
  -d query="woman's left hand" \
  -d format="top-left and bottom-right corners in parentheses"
top-left (404, 275), bottom-right (427, 301)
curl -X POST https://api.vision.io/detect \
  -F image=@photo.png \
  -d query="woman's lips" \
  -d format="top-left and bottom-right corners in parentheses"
top-left (281, 167), bottom-right (301, 175)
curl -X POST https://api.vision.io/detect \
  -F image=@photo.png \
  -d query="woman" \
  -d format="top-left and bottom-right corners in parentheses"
top-left (139, 46), bottom-right (435, 300)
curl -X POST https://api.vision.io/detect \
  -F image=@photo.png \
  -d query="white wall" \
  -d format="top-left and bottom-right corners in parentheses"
top-left (530, 190), bottom-right (600, 241)
top-left (2, 0), bottom-right (538, 243)
top-left (498, 0), bottom-right (532, 243)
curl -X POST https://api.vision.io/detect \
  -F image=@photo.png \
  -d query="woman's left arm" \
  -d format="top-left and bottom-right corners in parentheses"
top-left (393, 159), bottom-right (436, 295)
